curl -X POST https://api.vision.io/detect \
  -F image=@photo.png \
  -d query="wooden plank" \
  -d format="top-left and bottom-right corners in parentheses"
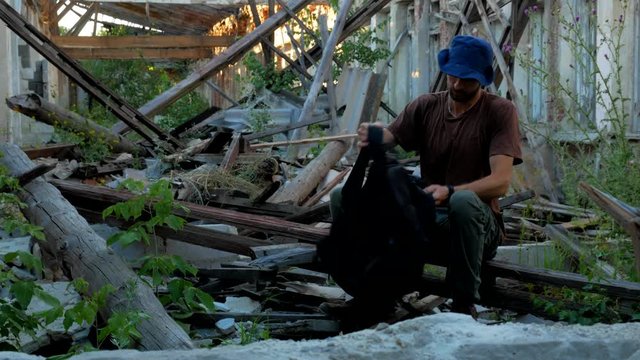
top-left (302, 168), bottom-right (350, 207)
top-left (67, 3), bottom-right (96, 36)
top-left (579, 182), bottom-right (640, 277)
top-left (50, 179), bottom-right (330, 243)
top-left (135, 0), bottom-right (315, 119)
top-left (52, 35), bottom-right (235, 48)
top-left (250, 134), bottom-right (357, 149)
top-left (290, 0), bottom-right (353, 151)
top-left (22, 143), bottom-right (75, 159)
top-left (498, 189), bottom-right (535, 208)
top-left (77, 207), bottom-right (269, 258)
top-left (220, 132), bottom-right (242, 171)
top-left (60, 47), bottom-right (216, 60)
top-left (247, 0), bottom-right (272, 65)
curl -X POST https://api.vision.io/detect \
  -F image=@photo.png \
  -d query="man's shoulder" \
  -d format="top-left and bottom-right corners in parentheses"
top-left (410, 92), bottom-right (447, 107)
top-left (483, 92), bottom-right (516, 111)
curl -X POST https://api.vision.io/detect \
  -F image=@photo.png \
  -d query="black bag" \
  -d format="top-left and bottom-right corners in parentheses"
top-left (317, 127), bottom-right (436, 300)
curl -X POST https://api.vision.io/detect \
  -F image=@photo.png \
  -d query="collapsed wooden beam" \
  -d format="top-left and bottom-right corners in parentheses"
top-left (579, 182), bottom-right (640, 277)
top-left (268, 140), bottom-right (349, 206)
top-left (6, 93), bottom-right (143, 155)
top-left (77, 207), bottom-right (271, 258)
top-left (0, 144), bottom-right (193, 350)
top-left (50, 179), bottom-right (330, 243)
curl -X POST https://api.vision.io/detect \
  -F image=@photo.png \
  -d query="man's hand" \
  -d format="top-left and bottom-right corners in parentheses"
top-left (424, 184), bottom-right (451, 205)
top-left (357, 122), bottom-right (384, 149)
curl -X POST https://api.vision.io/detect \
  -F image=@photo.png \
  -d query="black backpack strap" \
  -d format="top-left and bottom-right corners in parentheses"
top-left (341, 126), bottom-right (385, 205)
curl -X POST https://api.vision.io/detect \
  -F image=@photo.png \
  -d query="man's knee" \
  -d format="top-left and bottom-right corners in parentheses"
top-left (449, 190), bottom-right (483, 219)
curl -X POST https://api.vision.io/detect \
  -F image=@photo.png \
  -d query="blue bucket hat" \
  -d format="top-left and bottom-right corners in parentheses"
top-left (437, 35), bottom-right (494, 86)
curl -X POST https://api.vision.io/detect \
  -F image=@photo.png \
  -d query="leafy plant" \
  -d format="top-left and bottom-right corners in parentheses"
top-left (531, 285), bottom-right (622, 325)
top-left (103, 179), bottom-right (187, 248)
top-left (102, 179), bottom-right (214, 319)
top-left (63, 279), bottom-right (115, 332)
top-left (242, 52), bottom-right (297, 93)
top-left (0, 252), bottom-right (62, 350)
top-left (161, 278), bottom-right (216, 319)
top-left (236, 319), bottom-right (270, 345)
top-left (0, 154), bottom-right (45, 240)
top-left (97, 310), bottom-right (150, 349)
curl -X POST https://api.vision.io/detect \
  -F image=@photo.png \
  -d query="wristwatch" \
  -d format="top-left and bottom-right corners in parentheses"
top-left (447, 185), bottom-right (455, 199)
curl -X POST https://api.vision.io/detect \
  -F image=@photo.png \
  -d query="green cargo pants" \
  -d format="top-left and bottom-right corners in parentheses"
top-left (329, 188), bottom-right (501, 304)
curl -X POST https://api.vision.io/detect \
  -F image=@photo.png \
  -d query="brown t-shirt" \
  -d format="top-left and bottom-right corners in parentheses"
top-left (388, 90), bottom-right (522, 214)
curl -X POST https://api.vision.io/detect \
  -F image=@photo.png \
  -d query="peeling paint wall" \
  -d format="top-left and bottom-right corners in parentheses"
top-left (0, 0), bottom-right (54, 146)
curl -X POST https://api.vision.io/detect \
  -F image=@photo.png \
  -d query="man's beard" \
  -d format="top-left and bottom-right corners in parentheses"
top-left (450, 86), bottom-right (480, 102)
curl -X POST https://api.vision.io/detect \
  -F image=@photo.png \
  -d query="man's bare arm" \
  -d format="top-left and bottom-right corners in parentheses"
top-left (425, 155), bottom-right (514, 204)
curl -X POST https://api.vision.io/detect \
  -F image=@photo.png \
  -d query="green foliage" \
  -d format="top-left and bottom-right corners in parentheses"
top-left (0, 252), bottom-right (62, 350)
top-left (103, 179), bottom-right (188, 248)
top-left (76, 26), bottom-right (208, 132)
top-left (0, 155), bottom-right (45, 240)
top-left (237, 320), bottom-right (270, 345)
top-left (138, 255), bottom-right (197, 288)
top-left (242, 52), bottom-right (297, 93)
top-left (305, 123), bottom-right (327, 160)
top-left (161, 278), bottom-right (216, 319)
top-left (518, 1), bottom-right (638, 207)
top-left (63, 280), bottom-right (115, 331)
top-left (518, 1), bottom-right (639, 280)
top-left (532, 285), bottom-right (621, 325)
top-left (102, 179), bottom-right (214, 319)
top-left (98, 310), bottom-right (150, 349)
top-left (52, 129), bottom-right (112, 163)
top-left (334, 26), bottom-right (390, 71)
top-left (248, 108), bottom-right (273, 134)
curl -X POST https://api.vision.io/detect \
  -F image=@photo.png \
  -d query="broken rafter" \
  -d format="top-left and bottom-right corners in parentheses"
top-left (130, 0), bottom-right (315, 122)
top-left (67, 2), bottom-right (96, 36)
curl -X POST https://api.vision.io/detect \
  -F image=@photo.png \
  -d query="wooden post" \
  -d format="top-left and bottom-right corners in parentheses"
top-left (0, 144), bottom-right (194, 350)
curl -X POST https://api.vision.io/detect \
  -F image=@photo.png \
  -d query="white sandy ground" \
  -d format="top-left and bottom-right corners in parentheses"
top-left (2, 313), bottom-right (640, 360)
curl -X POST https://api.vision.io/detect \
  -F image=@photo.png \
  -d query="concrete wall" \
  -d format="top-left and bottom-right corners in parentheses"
top-left (0, 0), bottom-right (54, 146)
